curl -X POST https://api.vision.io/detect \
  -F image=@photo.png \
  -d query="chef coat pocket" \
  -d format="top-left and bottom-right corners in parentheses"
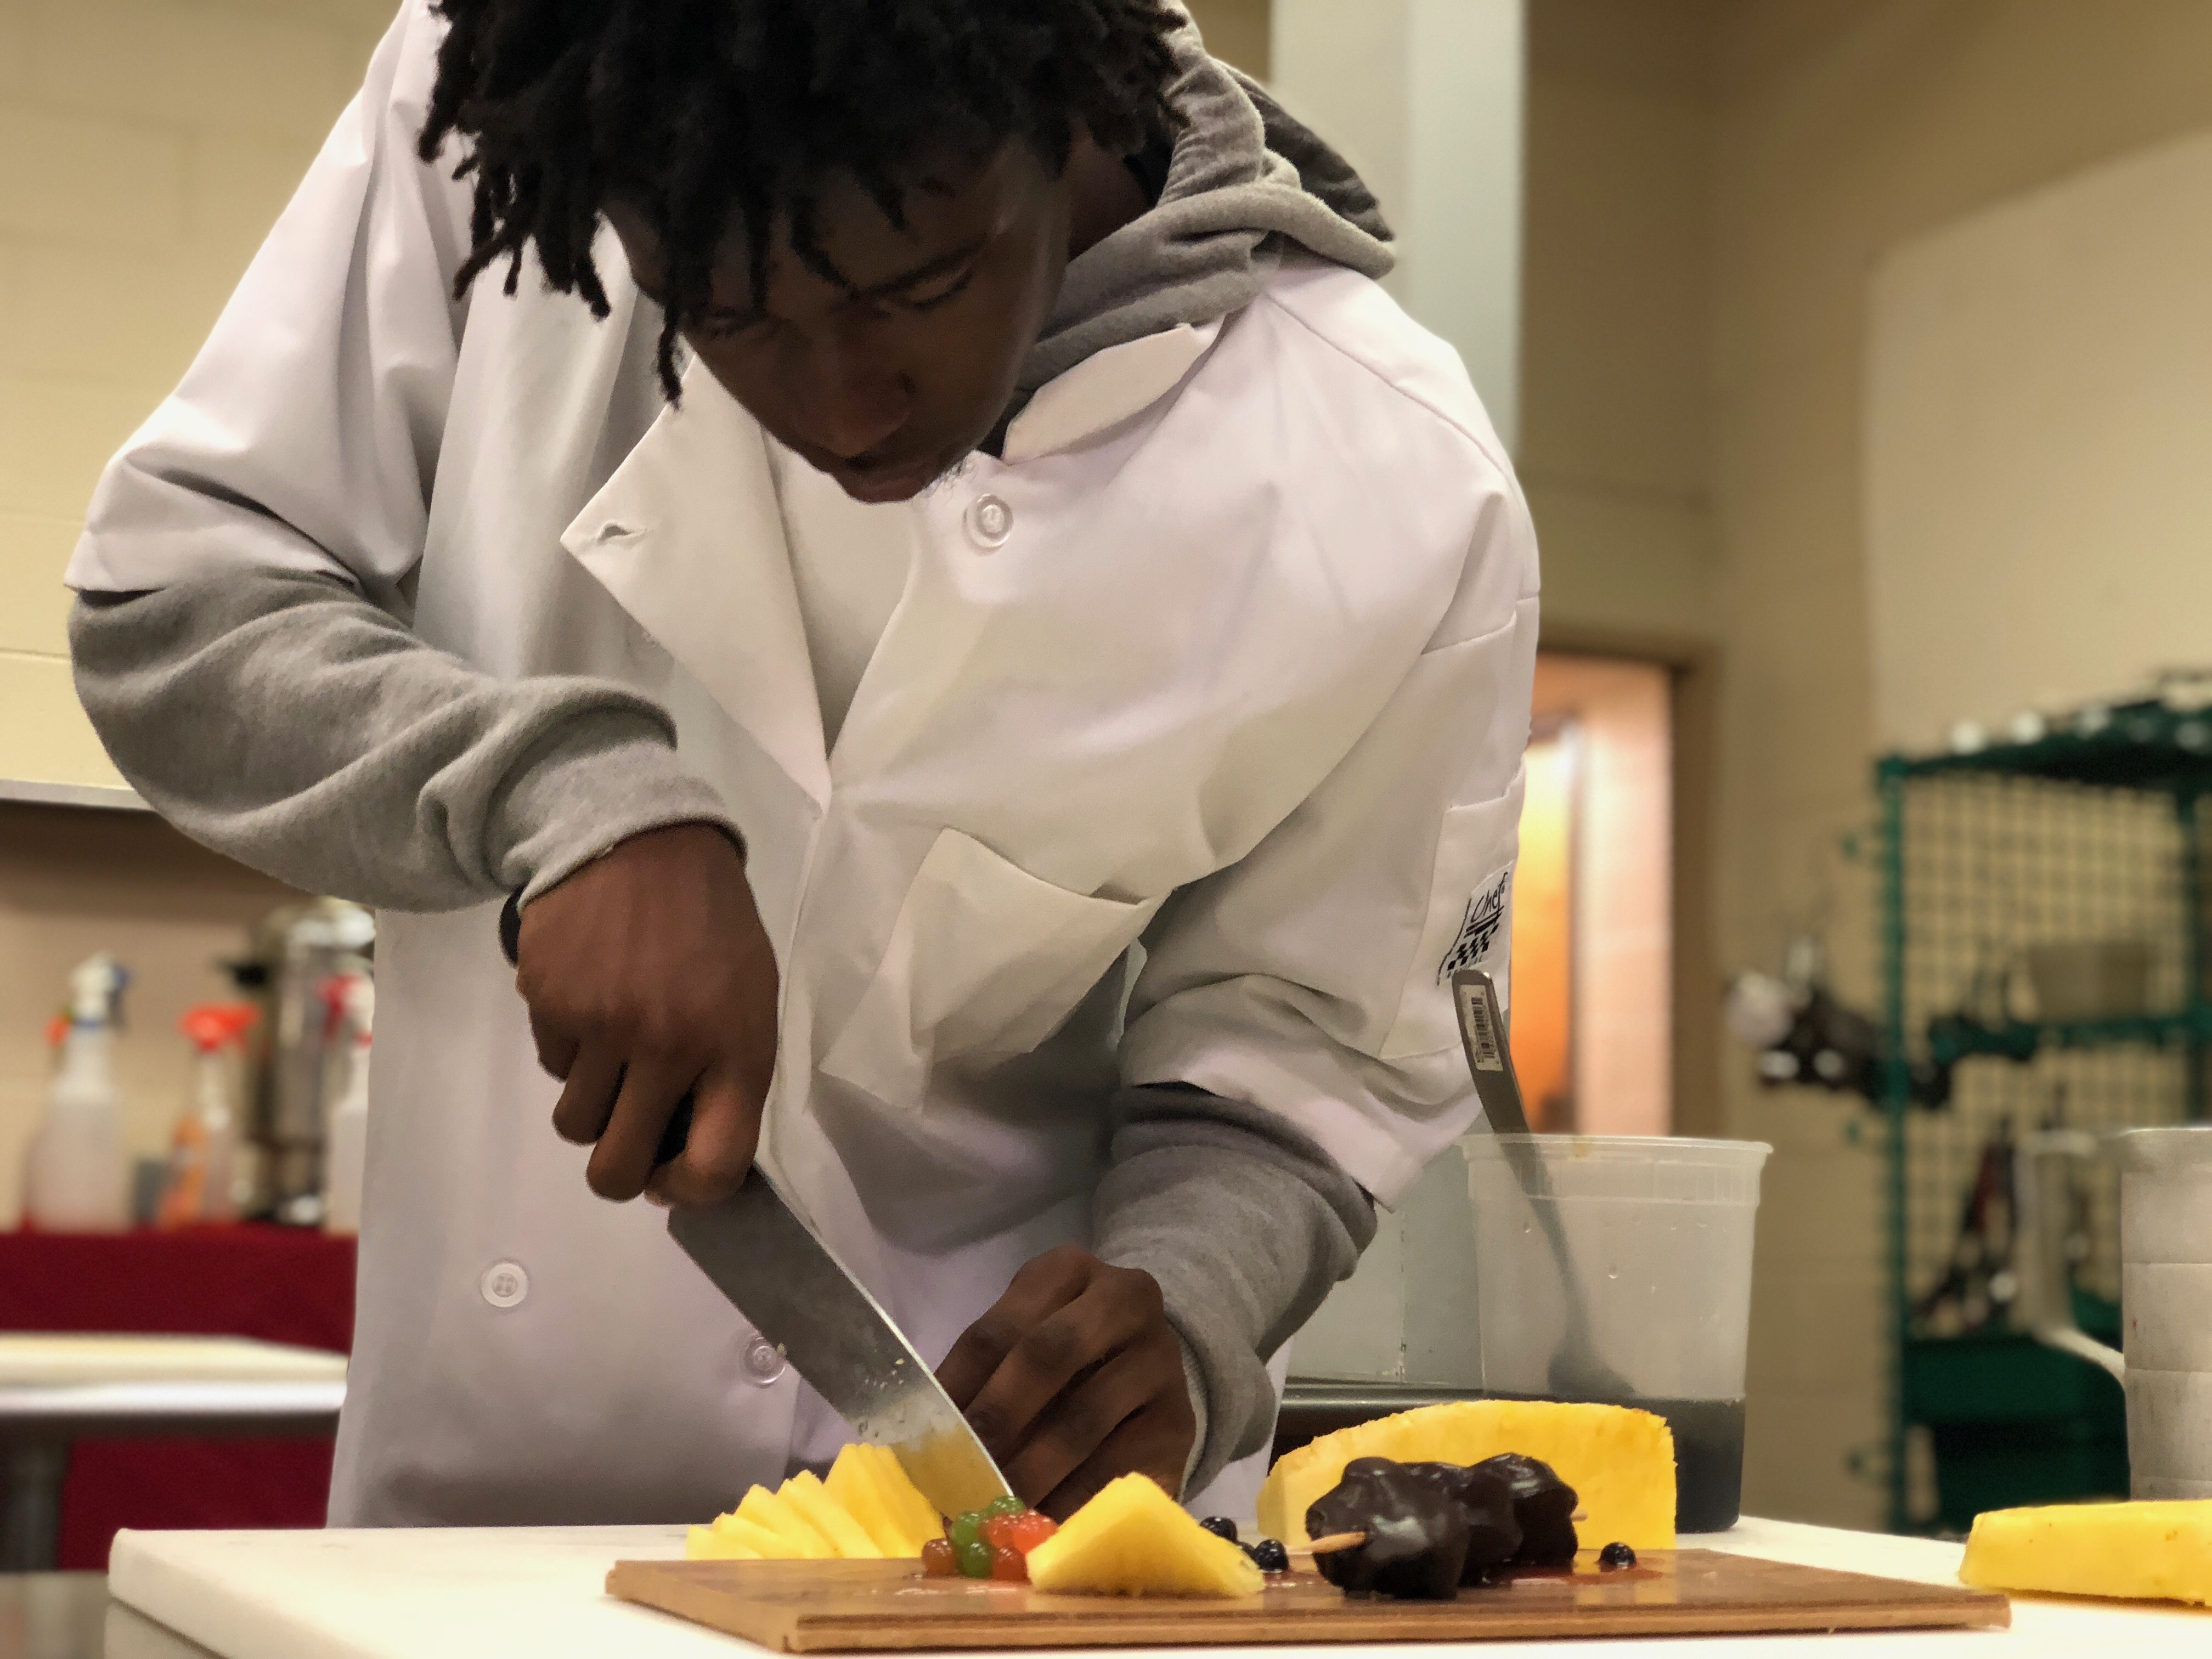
top-left (1379, 792), bottom-right (1523, 1061)
top-left (821, 828), bottom-right (1164, 1110)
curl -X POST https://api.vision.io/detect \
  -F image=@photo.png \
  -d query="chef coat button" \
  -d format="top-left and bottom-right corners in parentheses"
top-left (479, 1261), bottom-right (529, 1310)
top-left (964, 493), bottom-right (1013, 550)
top-left (741, 1334), bottom-right (788, 1386)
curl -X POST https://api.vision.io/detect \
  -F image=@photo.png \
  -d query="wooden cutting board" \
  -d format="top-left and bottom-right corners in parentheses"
top-left (606, 1551), bottom-right (2010, 1651)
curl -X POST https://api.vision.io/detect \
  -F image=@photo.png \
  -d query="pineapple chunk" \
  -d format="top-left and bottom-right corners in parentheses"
top-left (1257, 1399), bottom-right (1677, 1550)
top-left (1026, 1473), bottom-right (1265, 1599)
top-left (782, 1470), bottom-right (884, 1558)
top-left (736, 1485), bottom-right (834, 1558)
top-left (1961, 1500), bottom-right (2212, 1605)
top-left (826, 1445), bottom-right (924, 1556)
top-left (686, 1525), bottom-right (760, 1561)
top-left (712, 1511), bottom-right (790, 1558)
top-left (859, 1444), bottom-right (946, 1552)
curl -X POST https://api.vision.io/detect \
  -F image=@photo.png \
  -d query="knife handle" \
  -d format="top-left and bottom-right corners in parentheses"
top-left (500, 892), bottom-right (695, 1170)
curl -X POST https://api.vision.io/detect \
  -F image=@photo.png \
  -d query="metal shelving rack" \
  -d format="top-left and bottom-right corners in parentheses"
top-left (1876, 697), bottom-right (2212, 1533)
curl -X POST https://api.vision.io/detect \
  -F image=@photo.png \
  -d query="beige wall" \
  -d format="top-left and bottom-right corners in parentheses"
top-left (0, 804), bottom-right (295, 1226)
top-left (1183, 0), bottom-right (1269, 76)
top-left (0, 0), bottom-right (388, 1205)
top-left (1704, 0), bottom-right (2212, 1527)
top-left (1522, 0), bottom-right (1717, 647)
top-left (0, 0), bottom-right (399, 789)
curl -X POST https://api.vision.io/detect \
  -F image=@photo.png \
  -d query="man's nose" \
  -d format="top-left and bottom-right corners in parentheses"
top-left (795, 335), bottom-right (910, 460)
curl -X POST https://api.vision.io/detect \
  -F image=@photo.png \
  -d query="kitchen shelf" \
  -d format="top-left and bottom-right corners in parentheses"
top-left (1883, 696), bottom-right (2212, 793)
top-left (1926, 1006), bottom-right (2212, 1065)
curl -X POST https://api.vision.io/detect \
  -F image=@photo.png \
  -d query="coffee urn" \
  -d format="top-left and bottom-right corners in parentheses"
top-left (229, 899), bottom-right (375, 1224)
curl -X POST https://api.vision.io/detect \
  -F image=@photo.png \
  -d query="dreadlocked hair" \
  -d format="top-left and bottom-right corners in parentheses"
top-left (418, 0), bottom-right (1187, 399)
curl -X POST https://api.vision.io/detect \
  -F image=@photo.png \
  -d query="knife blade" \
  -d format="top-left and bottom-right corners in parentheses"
top-left (667, 1170), bottom-right (1014, 1520)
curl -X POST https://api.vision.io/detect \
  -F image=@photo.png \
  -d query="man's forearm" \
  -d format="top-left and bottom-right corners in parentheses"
top-left (70, 571), bottom-right (737, 912)
top-left (1092, 1085), bottom-right (1376, 1496)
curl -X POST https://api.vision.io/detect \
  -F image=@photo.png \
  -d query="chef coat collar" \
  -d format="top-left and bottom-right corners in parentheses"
top-left (560, 320), bottom-right (1223, 806)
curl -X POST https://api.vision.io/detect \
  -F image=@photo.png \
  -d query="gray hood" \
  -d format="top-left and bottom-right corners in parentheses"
top-left (1018, 18), bottom-right (1396, 393)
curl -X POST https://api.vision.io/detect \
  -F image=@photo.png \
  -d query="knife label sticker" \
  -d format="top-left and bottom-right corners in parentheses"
top-left (1457, 980), bottom-right (1508, 1072)
top-left (1438, 864), bottom-right (1514, 985)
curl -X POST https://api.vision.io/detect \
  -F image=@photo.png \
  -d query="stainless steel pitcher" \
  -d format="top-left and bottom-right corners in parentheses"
top-left (231, 899), bottom-right (374, 1224)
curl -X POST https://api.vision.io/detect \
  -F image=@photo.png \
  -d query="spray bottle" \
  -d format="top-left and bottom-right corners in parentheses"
top-left (157, 1004), bottom-right (259, 1229)
top-left (321, 975), bottom-right (374, 1237)
top-left (23, 953), bottom-right (132, 1232)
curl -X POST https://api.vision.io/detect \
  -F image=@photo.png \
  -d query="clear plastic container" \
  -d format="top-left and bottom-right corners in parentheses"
top-left (1463, 1133), bottom-right (1770, 1532)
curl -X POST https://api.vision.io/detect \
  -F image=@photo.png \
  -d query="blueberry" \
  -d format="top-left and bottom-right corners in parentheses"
top-left (1200, 1516), bottom-right (1239, 1543)
top-left (1598, 1542), bottom-right (1637, 1570)
top-left (1249, 1538), bottom-right (1290, 1574)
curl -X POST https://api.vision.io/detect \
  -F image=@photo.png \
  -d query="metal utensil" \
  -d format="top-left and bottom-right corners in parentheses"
top-left (668, 1172), bottom-right (1014, 1519)
top-left (1452, 970), bottom-right (1632, 1402)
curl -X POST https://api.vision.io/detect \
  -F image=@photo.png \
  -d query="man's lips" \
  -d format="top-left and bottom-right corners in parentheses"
top-left (828, 448), bottom-right (950, 504)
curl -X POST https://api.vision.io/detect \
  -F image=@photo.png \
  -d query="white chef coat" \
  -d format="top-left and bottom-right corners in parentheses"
top-left (770, 442), bottom-right (913, 749)
top-left (69, 0), bottom-right (1540, 1527)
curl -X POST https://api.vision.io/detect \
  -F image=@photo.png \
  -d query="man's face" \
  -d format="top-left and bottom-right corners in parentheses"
top-left (607, 143), bottom-right (1072, 505)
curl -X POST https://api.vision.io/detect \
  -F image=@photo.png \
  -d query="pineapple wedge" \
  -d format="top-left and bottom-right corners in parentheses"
top-left (689, 1445), bottom-right (950, 1563)
top-left (1026, 1473), bottom-right (1265, 1598)
top-left (736, 1485), bottom-right (835, 1558)
top-left (710, 1512), bottom-right (787, 1556)
top-left (856, 1444), bottom-right (946, 1552)
top-left (686, 1525), bottom-right (760, 1561)
top-left (1258, 1399), bottom-right (1677, 1550)
top-left (825, 1445), bottom-right (924, 1556)
top-left (1961, 1500), bottom-right (2212, 1605)
top-left (782, 1470), bottom-right (884, 1558)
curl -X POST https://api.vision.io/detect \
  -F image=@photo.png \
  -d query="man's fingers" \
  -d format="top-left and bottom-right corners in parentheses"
top-left (961, 1283), bottom-right (1152, 1463)
top-left (1037, 1401), bottom-right (1191, 1521)
top-left (584, 1056), bottom-right (701, 1201)
top-left (549, 1045), bottom-right (624, 1145)
top-left (648, 1062), bottom-right (763, 1207)
top-left (1001, 1346), bottom-right (1169, 1509)
top-left (936, 1246), bottom-right (1094, 1407)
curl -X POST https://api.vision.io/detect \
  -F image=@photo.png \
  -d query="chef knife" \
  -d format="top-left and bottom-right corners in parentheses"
top-left (667, 1172), bottom-right (1014, 1519)
top-left (495, 894), bottom-right (1014, 1518)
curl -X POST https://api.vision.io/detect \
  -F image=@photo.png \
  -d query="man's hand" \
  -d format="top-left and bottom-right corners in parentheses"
top-left (515, 822), bottom-right (778, 1207)
top-left (937, 1245), bottom-right (1197, 1518)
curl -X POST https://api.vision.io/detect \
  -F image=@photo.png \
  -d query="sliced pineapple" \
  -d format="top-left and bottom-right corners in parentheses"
top-left (1025, 1473), bottom-right (1265, 1599)
top-left (686, 1525), bottom-right (760, 1561)
top-left (1961, 1499), bottom-right (2212, 1605)
top-left (782, 1469), bottom-right (885, 1558)
top-left (861, 1444), bottom-right (946, 1551)
top-left (825, 1445), bottom-right (922, 1556)
top-left (736, 1485), bottom-right (835, 1558)
top-left (710, 1511), bottom-right (788, 1557)
top-left (1257, 1399), bottom-right (1677, 1550)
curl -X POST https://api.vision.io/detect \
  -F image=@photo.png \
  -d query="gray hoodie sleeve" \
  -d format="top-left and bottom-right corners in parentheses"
top-left (1093, 1085), bottom-right (1375, 1497)
top-left (69, 571), bottom-right (739, 912)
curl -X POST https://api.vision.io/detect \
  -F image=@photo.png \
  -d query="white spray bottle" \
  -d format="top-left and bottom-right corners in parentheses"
top-left (24, 953), bottom-right (132, 1232)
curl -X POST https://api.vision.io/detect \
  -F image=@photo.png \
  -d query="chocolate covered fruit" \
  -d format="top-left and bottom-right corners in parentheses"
top-left (1259, 1398), bottom-right (1677, 1551)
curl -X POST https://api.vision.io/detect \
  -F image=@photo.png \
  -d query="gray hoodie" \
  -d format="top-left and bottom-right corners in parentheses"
top-left (70, 20), bottom-right (1387, 1498)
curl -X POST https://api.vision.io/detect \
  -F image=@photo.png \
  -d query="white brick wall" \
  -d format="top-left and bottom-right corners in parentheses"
top-left (0, 0), bottom-right (397, 787)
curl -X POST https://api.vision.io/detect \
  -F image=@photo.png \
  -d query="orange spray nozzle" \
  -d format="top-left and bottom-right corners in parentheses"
top-left (180, 1003), bottom-right (259, 1053)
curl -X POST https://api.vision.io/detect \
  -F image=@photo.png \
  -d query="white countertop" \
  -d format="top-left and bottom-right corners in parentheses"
top-left (106, 1516), bottom-right (2208, 1658)
top-left (0, 1336), bottom-right (346, 1388)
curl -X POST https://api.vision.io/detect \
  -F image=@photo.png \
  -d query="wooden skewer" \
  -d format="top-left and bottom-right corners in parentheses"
top-left (1302, 1531), bottom-right (1369, 1555)
top-left (1571, 1508), bottom-right (1588, 1524)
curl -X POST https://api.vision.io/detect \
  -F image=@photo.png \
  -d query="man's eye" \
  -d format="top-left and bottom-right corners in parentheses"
top-left (890, 268), bottom-right (975, 313)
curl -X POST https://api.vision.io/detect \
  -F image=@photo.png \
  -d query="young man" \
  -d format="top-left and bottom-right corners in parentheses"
top-left (69, 0), bottom-right (1537, 1526)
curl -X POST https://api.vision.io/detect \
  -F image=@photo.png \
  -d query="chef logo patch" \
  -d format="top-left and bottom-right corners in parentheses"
top-left (1438, 866), bottom-right (1513, 984)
